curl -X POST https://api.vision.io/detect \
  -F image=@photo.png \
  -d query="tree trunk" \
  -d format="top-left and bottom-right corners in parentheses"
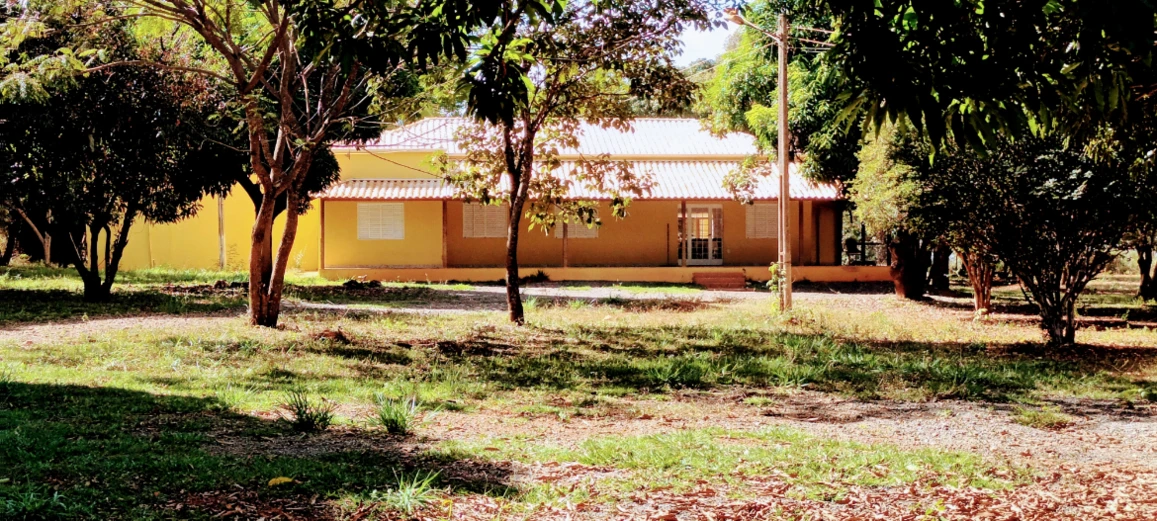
top-left (75, 221), bottom-right (113, 303)
top-left (15, 208), bottom-right (51, 265)
top-left (504, 166), bottom-right (533, 325)
top-left (888, 232), bottom-right (929, 300)
top-left (929, 244), bottom-right (951, 291)
top-left (81, 272), bottom-right (109, 302)
top-left (0, 220), bottom-right (16, 266)
top-left (1037, 293), bottom-right (1077, 346)
top-left (1139, 245), bottom-right (1156, 301)
top-left (248, 194), bottom-right (279, 327)
top-left (505, 212), bottom-right (525, 325)
top-left (960, 251), bottom-right (994, 312)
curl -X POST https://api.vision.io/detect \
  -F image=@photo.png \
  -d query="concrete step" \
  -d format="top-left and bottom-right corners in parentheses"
top-left (692, 272), bottom-right (749, 291)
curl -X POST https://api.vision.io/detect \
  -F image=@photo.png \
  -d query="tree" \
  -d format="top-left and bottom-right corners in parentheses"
top-left (0, 208), bottom-right (16, 266)
top-left (819, 0), bottom-right (1157, 147)
top-left (1, 0), bottom-right (510, 325)
top-left (0, 19), bottom-right (237, 300)
top-left (436, 0), bottom-right (712, 324)
top-left (700, 0), bottom-right (861, 186)
top-left (847, 125), bottom-right (930, 299)
top-left (904, 143), bottom-right (1000, 311)
top-left (932, 138), bottom-right (1135, 345)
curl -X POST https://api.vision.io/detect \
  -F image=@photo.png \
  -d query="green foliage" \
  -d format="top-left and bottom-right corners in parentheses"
top-left (822, 0), bottom-right (1156, 146)
top-left (369, 470), bottom-right (441, 515)
top-left (1011, 405), bottom-right (1075, 430)
top-left (376, 396), bottom-right (419, 435)
top-left (699, 0), bottom-right (861, 185)
top-left (912, 137), bottom-right (1137, 344)
top-left (847, 125), bottom-right (921, 241)
top-left (282, 391), bottom-right (335, 433)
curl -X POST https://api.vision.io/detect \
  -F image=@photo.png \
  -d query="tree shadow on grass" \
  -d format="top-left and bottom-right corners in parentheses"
top-left (295, 319), bottom-right (1157, 407)
top-left (0, 288), bottom-right (245, 328)
top-left (0, 382), bottom-right (518, 520)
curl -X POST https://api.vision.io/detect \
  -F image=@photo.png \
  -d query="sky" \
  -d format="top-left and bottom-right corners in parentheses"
top-left (675, 25), bottom-right (739, 67)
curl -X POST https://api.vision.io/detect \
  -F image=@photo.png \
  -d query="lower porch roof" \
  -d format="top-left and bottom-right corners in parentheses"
top-left (317, 160), bottom-right (842, 202)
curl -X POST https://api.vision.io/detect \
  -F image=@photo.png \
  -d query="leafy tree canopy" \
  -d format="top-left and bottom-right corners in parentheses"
top-left (699, 0), bottom-right (861, 185)
top-left (0, 13), bottom-right (240, 300)
top-left (820, 0), bottom-right (1157, 148)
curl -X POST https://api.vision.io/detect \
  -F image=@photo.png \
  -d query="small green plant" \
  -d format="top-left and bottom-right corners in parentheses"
top-left (1011, 405), bottom-right (1074, 430)
top-left (646, 355), bottom-right (709, 388)
top-left (524, 296), bottom-right (541, 310)
top-left (743, 396), bottom-right (774, 407)
top-left (376, 395), bottom-right (420, 435)
top-left (215, 384), bottom-right (257, 412)
top-left (766, 263), bottom-right (785, 313)
top-left (567, 299), bottom-right (589, 309)
top-left (0, 369), bottom-right (13, 396)
top-left (282, 391), bottom-right (335, 433)
top-left (0, 486), bottom-right (71, 518)
top-left (370, 470), bottom-right (441, 515)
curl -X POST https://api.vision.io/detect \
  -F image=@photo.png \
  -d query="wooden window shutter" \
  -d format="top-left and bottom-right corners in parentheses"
top-left (746, 203), bottom-right (778, 239)
top-left (463, 203), bottom-right (507, 238)
top-left (358, 203), bottom-right (404, 240)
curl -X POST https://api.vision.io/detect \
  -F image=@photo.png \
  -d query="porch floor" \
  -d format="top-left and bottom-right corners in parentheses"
top-left (318, 265), bottom-right (890, 284)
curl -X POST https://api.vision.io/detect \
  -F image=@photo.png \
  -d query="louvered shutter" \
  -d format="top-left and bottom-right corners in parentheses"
top-left (358, 203), bottom-right (404, 240)
top-left (462, 203), bottom-right (477, 237)
top-left (463, 203), bottom-right (508, 238)
top-left (746, 203), bottom-right (778, 239)
top-left (485, 206), bottom-right (508, 237)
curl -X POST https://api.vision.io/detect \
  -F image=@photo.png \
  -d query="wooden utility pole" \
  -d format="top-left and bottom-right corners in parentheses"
top-left (721, 8), bottom-right (828, 311)
top-left (217, 196), bottom-right (227, 270)
top-left (777, 13), bottom-right (792, 311)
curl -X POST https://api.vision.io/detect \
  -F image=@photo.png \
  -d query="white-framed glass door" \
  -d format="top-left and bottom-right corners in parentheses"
top-left (681, 204), bottom-right (723, 266)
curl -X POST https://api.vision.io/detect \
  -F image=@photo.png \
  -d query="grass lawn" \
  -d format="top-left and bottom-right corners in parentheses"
top-left (1, 265), bottom-right (1155, 520)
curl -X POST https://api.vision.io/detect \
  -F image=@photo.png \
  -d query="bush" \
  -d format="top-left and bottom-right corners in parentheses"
top-left (282, 391), bottom-right (335, 433)
top-left (370, 470), bottom-right (441, 515)
top-left (376, 396), bottom-right (419, 435)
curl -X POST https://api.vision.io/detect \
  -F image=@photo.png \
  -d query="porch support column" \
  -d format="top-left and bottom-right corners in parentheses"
top-left (319, 199), bottom-right (326, 270)
top-left (562, 223), bottom-right (569, 268)
top-left (802, 200), bottom-right (815, 266)
top-left (217, 196), bottom-right (226, 270)
top-left (441, 200), bottom-right (448, 268)
top-left (680, 200), bottom-right (688, 268)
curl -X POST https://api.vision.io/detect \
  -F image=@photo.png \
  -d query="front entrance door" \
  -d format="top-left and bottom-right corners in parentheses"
top-left (683, 205), bottom-right (723, 266)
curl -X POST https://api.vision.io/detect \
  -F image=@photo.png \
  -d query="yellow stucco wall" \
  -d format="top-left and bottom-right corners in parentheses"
top-left (119, 190), bottom-right (321, 272)
top-left (336, 151), bottom-right (441, 180)
top-left (438, 199), bottom-right (838, 269)
top-left (322, 200), bottom-right (443, 268)
top-left (117, 149), bottom-right (846, 281)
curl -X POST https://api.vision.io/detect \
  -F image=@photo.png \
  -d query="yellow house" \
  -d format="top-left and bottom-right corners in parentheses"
top-left (121, 118), bottom-right (889, 284)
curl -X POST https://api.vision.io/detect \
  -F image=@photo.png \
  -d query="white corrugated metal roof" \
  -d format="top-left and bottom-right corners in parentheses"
top-left (319, 161), bottom-right (840, 201)
top-left (336, 117), bottom-right (759, 157)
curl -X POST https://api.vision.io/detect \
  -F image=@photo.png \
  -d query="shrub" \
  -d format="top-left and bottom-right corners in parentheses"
top-left (377, 396), bottom-right (419, 435)
top-left (282, 391), bottom-right (335, 433)
top-left (370, 470), bottom-right (441, 515)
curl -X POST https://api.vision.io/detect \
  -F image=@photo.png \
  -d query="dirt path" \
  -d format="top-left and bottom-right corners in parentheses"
top-left (421, 390), bottom-right (1157, 471)
top-left (0, 313), bottom-right (245, 346)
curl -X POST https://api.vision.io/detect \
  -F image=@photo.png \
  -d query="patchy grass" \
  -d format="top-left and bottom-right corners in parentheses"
top-left (0, 382), bottom-right (495, 520)
top-left (435, 427), bottom-right (1026, 501)
top-left (1, 268), bottom-right (1155, 518)
top-left (1011, 405), bottom-right (1076, 430)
